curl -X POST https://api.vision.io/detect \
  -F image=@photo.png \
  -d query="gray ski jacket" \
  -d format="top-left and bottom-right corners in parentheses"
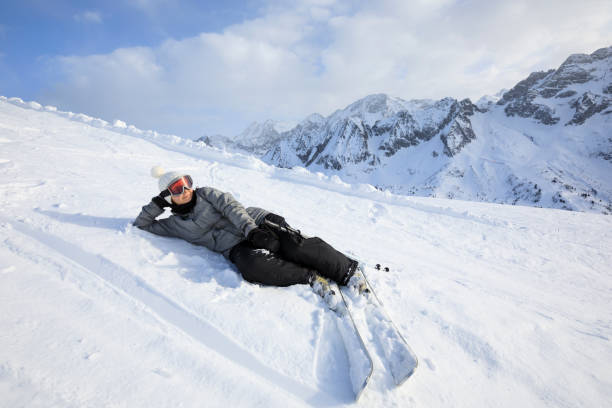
top-left (133, 187), bottom-right (269, 258)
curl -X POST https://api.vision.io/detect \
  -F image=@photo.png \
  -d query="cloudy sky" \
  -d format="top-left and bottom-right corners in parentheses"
top-left (1, 0), bottom-right (611, 138)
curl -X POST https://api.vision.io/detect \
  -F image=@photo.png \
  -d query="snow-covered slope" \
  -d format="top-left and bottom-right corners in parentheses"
top-left (1, 97), bottom-right (612, 407)
top-left (254, 46), bottom-right (612, 214)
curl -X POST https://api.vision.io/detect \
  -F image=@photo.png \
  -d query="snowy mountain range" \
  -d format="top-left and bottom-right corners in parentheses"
top-left (214, 46), bottom-right (612, 214)
top-left (197, 120), bottom-right (295, 155)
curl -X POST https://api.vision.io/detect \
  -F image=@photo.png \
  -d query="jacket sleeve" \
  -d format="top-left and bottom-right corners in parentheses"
top-left (246, 207), bottom-right (270, 225)
top-left (133, 201), bottom-right (182, 238)
top-left (201, 187), bottom-right (258, 237)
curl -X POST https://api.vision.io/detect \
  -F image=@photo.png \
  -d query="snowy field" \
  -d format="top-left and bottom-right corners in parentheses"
top-left (1, 97), bottom-right (611, 407)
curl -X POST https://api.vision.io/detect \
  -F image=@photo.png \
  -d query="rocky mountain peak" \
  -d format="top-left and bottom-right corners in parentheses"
top-left (564, 46), bottom-right (612, 65)
top-left (540, 47), bottom-right (612, 98)
top-left (236, 119), bottom-right (278, 140)
top-left (496, 45), bottom-right (612, 125)
top-left (301, 113), bottom-right (326, 126)
top-left (591, 45), bottom-right (612, 60)
top-left (338, 94), bottom-right (412, 126)
top-left (348, 93), bottom-right (393, 114)
top-left (477, 88), bottom-right (508, 109)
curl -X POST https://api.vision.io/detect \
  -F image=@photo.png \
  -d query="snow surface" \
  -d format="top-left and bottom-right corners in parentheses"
top-left (1, 97), bottom-right (612, 407)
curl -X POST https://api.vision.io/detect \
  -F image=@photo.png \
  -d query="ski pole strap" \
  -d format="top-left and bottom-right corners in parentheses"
top-left (263, 219), bottom-right (306, 242)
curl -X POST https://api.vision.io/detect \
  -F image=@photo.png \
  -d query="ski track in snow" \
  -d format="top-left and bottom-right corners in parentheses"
top-left (1, 97), bottom-right (612, 407)
top-left (2, 216), bottom-right (330, 404)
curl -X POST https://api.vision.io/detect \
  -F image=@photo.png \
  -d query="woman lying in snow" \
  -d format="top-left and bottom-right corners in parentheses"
top-left (133, 166), bottom-right (363, 304)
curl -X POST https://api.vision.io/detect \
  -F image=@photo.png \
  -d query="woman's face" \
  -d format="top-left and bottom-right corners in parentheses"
top-left (171, 188), bottom-right (193, 205)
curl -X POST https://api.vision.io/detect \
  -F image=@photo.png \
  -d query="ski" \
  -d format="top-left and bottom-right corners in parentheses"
top-left (313, 282), bottom-right (373, 401)
top-left (272, 220), bottom-right (373, 400)
top-left (339, 265), bottom-right (418, 386)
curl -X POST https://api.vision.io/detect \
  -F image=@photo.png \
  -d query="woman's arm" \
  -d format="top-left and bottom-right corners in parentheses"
top-left (200, 187), bottom-right (258, 237)
top-left (133, 200), bottom-right (181, 238)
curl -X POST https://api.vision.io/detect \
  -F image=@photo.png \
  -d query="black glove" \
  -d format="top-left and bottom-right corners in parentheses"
top-left (247, 227), bottom-right (280, 252)
top-left (264, 213), bottom-right (289, 229)
top-left (152, 190), bottom-right (171, 209)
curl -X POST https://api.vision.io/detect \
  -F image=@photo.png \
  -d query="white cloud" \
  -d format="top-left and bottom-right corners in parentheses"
top-left (74, 11), bottom-right (103, 24)
top-left (45, 0), bottom-right (612, 138)
top-left (126, 0), bottom-right (176, 17)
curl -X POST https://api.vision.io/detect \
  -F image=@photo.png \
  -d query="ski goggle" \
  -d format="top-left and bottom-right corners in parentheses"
top-left (167, 175), bottom-right (193, 195)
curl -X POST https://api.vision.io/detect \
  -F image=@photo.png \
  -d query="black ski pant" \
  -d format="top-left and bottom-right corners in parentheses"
top-left (229, 222), bottom-right (356, 287)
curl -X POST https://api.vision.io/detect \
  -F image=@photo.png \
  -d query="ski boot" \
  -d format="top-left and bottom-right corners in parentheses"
top-left (310, 274), bottom-right (338, 310)
top-left (347, 264), bottom-right (370, 295)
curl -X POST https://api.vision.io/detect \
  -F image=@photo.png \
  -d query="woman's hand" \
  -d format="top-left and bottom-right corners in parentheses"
top-left (152, 190), bottom-right (171, 208)
top-left (247, 227), bottom-right (280, 252)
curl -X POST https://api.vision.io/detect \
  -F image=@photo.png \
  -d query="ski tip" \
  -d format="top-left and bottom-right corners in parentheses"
top-left (354, 374), bottom-right (372, 402)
